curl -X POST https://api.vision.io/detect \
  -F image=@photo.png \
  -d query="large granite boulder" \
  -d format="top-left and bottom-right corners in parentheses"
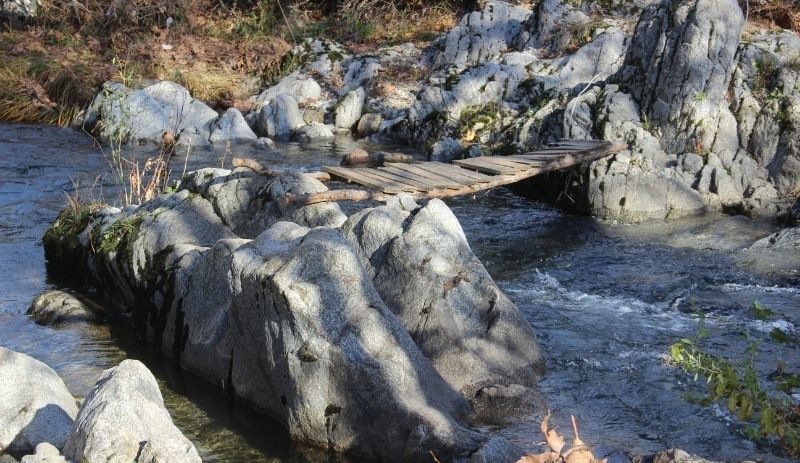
top-left (340, 197), bottom-right (544, 398)
top-left (0, 348), bottom-right (78, 453)
top-left (334, 87), bottom-right (366, 130)
top-left (253, 73), bottom-right (323, 108)
top-left (83, 81), bottom-right (219, 146)
top-left (64, 359), bottom-right (201, 463)
top-left (615, 0), bottom-right (745, 155)
top-left (230, 223), bottom-right (482, 460)
top-left (209, 107), bottom-right (258, 144)
top-left (255, 94), bottom-right (306, 139)
top-left (43, 169), bottom-right (544, 461)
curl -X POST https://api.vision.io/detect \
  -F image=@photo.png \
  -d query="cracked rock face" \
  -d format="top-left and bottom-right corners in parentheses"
top-left (432, 0), bottom-right (531, 71)
top-left (341, 197), bottom-right (544, 397)
top-left (43, 170), bottom-right (543, 461)
top-left (615, 0), bottom-right (745, 154)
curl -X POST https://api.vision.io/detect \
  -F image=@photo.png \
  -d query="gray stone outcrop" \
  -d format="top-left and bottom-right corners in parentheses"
top-left (0, 348), bottom-right (78, 454)
top-left (254, 73), bottom-right (322, 108)
top-left (84, 81), bottom-right (218, 146)
top-left (378, 0), bottom-right (799, 221)
top-left (209, 107), bottom-right (258, 144)
top-left (256, 94), bottom-right (305, 139)
top-left (229, 224), bottom-right (482, 460)
top-left (431, 0), bottom-right (531, 71)
top-left (44, 168), bottom-right (545, 461)
top-left (63, 360), bottom-right (200, 463)
top-left (334, 87), bottom-right (366, 130)
top-left (1, 0), bottom-right (38, 25)
top-left (614, 0), bottom-right (745, 155)
top-left (340, 197), bottom-right (544, 398)
top-left (515, 0), bottom-right (591, 54)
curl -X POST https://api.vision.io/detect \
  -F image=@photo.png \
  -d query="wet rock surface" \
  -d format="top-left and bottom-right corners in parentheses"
top-left (27, 290), bottom-right (100, 325)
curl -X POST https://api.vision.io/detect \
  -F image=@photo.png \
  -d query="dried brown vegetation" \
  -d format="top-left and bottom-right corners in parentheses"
top-left (1, 0), bottom-right (460, 125)
top-left (517, 412), bottom-right (607, 463)
top-left (740, 0), bottom-right (800, 32)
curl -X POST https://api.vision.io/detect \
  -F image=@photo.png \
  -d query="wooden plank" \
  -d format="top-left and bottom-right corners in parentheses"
top-left (379, 165), bottom-right (455, 190)
top-left (322, 166), bottom-right (407, 193)
top-left (415, 162), bottom-right (486, 185)
top-left (549, 140), bottom-right (609, 147)
top-left (452, 157), bottom-right (520, 175)
top-left (353, 168), bottom-right (421, 192)
top-left (423, 162), bottom-right (494, 184)
top-left (525, 148), bottom-right (584, 155)
top-left (385, 163), bottom-right (465, 189)
top-left (504, 156), bottom-right (549, 166)
top-left (426, 162), bottom-right (494, 182)
top-left (282, 142), bottom-right (627, 205)
top-left (473, 157), bottom-right (538, 171)
top-left (515, 154), bottom-right (571, 162)
top-left (365, 167), bottom-right (435, 191)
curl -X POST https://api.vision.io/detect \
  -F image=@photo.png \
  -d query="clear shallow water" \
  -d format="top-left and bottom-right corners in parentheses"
top-left (1, 122), bottom-right (798, 462)
top-left (448, 193), bottom-right (800, 462)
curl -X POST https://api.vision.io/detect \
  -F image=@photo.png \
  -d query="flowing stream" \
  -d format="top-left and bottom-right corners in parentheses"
top-left (0, 122), bottom-right (798, 462)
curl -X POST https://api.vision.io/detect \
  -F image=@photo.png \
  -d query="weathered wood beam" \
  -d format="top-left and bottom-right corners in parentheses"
top-left (232, 157), bottom-right (331, 182)
top-left (268, 142), bottom-right (627, 206)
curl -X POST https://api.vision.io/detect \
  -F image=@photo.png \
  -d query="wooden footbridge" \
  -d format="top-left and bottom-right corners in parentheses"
top-left (239, 140), bottom-right (625, 205)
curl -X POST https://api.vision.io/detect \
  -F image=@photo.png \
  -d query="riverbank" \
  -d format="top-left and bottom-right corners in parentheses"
top-left (5, 0), bottom-right (800, 223)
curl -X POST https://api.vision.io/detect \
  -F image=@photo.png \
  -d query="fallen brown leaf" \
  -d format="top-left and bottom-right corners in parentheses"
top-left (540, 410), bottom-right (565, 454)
top-left (516, 451), bottom-right (560, 463)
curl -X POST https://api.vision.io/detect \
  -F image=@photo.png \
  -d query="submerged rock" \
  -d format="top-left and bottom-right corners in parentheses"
top-left (750, 226), bottom-right (800, 250)
top-left (64, 360), bottom-right (200, 463)
top-left (27, 290), bottom-right (101, 325)
top-left (0, 348), bottom-right (78, 453)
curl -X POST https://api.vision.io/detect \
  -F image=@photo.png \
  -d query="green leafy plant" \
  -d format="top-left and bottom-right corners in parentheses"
top-left (669, 312), bottom-right (800, 456)
top-left (752, 300), bottom-right (775, 319)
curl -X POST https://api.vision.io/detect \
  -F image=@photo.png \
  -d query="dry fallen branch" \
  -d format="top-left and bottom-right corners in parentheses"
top-left (232, 157), bottom-right (331, 182)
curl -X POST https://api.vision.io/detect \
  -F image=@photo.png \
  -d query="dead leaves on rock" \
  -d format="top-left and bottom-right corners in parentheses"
top-left (517, 412), bottom-right (607, 463)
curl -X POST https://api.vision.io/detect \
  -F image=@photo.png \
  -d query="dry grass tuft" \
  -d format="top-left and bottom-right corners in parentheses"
top-left (175, 68), bottom-right (241, 101)
top-left (741, 0), bottom-right (800, 32)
